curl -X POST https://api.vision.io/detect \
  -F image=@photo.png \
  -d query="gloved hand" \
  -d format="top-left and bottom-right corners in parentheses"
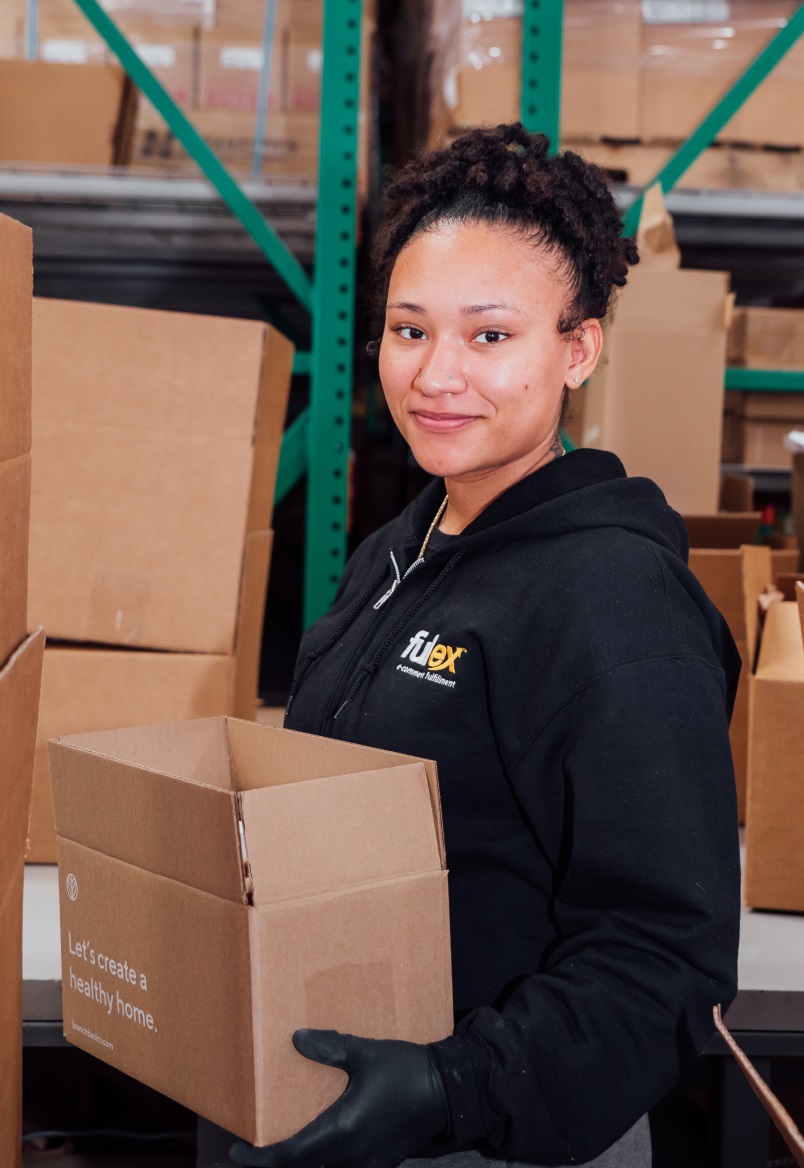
top-left (230, 1028), bottom-right (449, 1168)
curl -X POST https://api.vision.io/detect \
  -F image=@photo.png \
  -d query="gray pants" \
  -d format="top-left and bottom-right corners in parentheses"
top-left (405, 1113), bottom-right (652, 1168)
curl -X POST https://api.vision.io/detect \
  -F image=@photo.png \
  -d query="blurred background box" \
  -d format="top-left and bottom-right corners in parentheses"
top-left (0, 58), bottom-right (136, 164)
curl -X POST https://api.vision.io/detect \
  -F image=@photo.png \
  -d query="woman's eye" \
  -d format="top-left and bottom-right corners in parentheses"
top-left (475, 330), bottom-right (508, 344)
top-left (395, 326), bottom-right (426, 341)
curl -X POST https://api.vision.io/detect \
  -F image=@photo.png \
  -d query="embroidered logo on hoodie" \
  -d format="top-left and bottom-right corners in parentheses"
top-left (397, 630), bottom-right (466, 689)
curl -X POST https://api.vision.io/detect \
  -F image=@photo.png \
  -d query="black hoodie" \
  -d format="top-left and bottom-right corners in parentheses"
top-left (284, 449), bottom-right (741, 1166)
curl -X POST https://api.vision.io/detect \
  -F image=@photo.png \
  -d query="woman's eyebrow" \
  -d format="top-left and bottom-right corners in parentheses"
top-left (461, 303), bottom-right (523, 316)
top-left (386, 301), bottom-right (424, 313)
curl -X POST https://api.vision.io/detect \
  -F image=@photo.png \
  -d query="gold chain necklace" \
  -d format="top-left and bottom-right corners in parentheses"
top-left (417, 494), bottom-right (449, 560)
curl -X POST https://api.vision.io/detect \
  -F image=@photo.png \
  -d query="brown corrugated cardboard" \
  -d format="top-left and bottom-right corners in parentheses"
top-left (0, 630), bottom-right (45, 1168)
top-left (744, 598), bottom-right (804, 910)
top-left (130, 107), bottom-right (319, 177)
top-left (0, 213), bottom-right (33, 465)
top-left (685, 526), bottom-right (796, 822)
top-left (729, 307), bottom-right (804, 371)
top-left (199, 28), bottom-right (281, 112)
top-left (582, 190), bottom-right (729, 514)
top-left (27, 529), bottom-right (273, 864)
top-left (50, 717), bottom-right (453, 1144)
top-left (794, 455), bottom-right (804, 572)
top-left (0, 59), bottom-right (136, 165)
top-left (0, 455), bottom-right (31, 670)
top-left (28, 299), bottom-right (292, 653)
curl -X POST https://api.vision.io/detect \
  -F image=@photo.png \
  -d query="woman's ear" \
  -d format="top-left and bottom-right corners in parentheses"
top-left (565, 319), bottom-right (603, 389)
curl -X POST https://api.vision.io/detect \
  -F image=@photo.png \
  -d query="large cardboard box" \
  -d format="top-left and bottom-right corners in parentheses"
top-left (29, 299), bottom-right (292, 653)
top-left (744, 590), bottom-right (804, 910)
top-left (27, 529), bottom-right (272, 864)
top-left (582, 188), bottom-right (729, 514)
top-left (723, 391), bottom-right (804, 471)
top-left (0, 59), bottom-right (136, 165)
top-left (583, 279), bottom-right (729, 506)
top-left (0, 629), bottom-right (45, 1168)
top-left (684, 519), bottom-right (797, 822)
top-left (51, 717), bottom-right (453, 1144)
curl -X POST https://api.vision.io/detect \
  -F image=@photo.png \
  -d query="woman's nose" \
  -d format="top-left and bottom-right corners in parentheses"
top-left (413, 341), bottom-right (467, 395)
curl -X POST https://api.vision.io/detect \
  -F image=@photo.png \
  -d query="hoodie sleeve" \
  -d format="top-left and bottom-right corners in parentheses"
top-left (430, 653), bottom-right (741, 1166)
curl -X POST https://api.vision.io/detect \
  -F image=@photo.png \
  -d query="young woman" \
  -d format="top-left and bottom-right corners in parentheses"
top-left (233, 123), bottom-right (741, 1168)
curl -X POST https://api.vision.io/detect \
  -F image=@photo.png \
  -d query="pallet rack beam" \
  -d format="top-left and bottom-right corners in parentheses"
top-left (622, 4), bottom-right (804, 238)
top-left (726, 369), bottom-right (804, 393)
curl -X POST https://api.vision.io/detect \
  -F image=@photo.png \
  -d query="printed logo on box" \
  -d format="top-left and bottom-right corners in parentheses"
top-left (66, 873), bottom-right (79, 902)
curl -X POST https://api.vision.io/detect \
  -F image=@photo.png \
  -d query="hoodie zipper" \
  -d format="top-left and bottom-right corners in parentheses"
top-left (373, 549), bottom-right (427, 610)
top-left (332, 551), bottom-right (464, 722)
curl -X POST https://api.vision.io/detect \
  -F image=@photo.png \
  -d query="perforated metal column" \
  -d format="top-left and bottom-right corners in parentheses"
top-left (304, 0), bottom-right (363, 628)
top-left (519, 0), bottom-right (564, 152)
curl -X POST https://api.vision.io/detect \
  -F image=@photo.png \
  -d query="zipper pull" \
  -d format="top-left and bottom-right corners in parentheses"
top-left (333, 698), bottom-right (349, 720)
top-left (373, 550), bottom-right (402, 610)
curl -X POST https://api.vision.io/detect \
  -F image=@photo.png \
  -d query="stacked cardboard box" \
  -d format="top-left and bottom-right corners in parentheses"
top-left (129, 0), bottom-right (375, 186)
top-left (424, 0), bottom-right (804, 162)
top-left (724, 308), bottom-right (804, 470)
top-left (683, 517), bottom-right (797, 822)
top-left (50, 716), bottom-right (453, 1143)
top-left (0, 210), bottom-right (45, 1168)
top-left (26, 297), bottom-right (293, 862)
top-left (742, 555), bottom-right (804, 910)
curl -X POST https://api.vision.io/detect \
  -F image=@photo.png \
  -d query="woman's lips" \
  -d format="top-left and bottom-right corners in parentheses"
top-left (411, 410), bottom-right (480, 432)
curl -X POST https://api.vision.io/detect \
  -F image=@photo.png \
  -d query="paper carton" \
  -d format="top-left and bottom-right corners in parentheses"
top-left (0, 59), bottom-right (136, 165)
top-left (27, 529), bottom-right (273, 864)
top-left (744, 598), bottom-right (804, 910)
top-left (50, 718), bottom-right (453, 1145)
top-left (0, 213), bottom-right (32, 466)
top-left (29, 299), bottom-right (292, 654)
top-left (684, 518), bottom-right (797, 821)
top-left (0, 630), bottom-right (45, 1168)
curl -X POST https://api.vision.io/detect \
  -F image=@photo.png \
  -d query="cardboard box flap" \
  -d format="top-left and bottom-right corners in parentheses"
top-left (742, 544), bottom-right (774, 673)
top-left (226, 720), bottom-right (446, 867)
top-left (48, 730), bottom-right (247, 904)
top-left (249, 331), bottom-right (294, 532)
top-left (29, 300), bottom-right (292, 655)
top-left (756, 602), bottom-right (804, 682)
top-left (0, 629), bottom-right (44, 900)
top-left (241, 762), bottom-right (443, 907)
top-left (683, 513), bottom-right (760, 549)
top-left (798, 581), bottom-right (804, 645)
top-left (0, 213), bottom-right (32, 464)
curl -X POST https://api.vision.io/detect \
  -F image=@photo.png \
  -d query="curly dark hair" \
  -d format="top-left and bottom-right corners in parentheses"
top-left (373, 122), bottom-right (639, 335)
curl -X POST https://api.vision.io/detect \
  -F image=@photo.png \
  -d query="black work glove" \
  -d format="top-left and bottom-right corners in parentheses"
top-left (230, 1028), bottom-right (450, 1168)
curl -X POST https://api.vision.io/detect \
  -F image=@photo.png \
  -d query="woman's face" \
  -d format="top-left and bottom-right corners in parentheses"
top-left (379, 219), bottom-right (601, 484)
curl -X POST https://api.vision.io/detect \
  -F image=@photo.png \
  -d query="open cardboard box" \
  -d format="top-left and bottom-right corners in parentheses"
top-left (50, 717), bottom-right (453, 1144)
top-left (29, 298), bottom-right (293, 655)
top-left (683, 515), bottom-right (798, 822)
top-left (27, 530), bottom-right (273, 864)
top-left (743, 569), bottom-right (804, 912)
top-left (0, 630), bottom-right (45, 1168)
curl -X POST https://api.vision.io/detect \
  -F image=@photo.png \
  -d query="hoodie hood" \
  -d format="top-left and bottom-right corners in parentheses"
top-left (393, 449), bottom-right (689, 564)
